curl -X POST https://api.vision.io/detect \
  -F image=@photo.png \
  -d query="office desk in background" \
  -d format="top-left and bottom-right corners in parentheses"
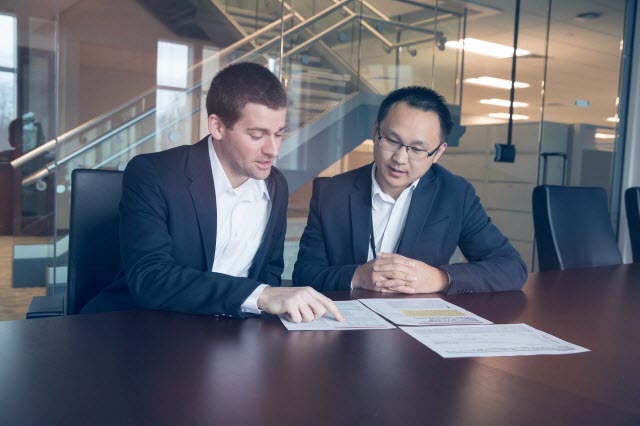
top-left (1, 264), bottom-right (639, 426)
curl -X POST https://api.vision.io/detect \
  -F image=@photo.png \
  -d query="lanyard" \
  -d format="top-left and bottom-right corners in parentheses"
top-left (369, 215), bottom-right (378, 259)
top-left (369, 206), bottom-right (405, 260)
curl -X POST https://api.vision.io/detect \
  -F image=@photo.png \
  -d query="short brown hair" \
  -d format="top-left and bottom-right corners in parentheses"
top-left (205, 62), bottom-right (288, 128)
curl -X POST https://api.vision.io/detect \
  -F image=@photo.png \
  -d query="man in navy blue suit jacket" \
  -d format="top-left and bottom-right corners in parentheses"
top-left (293, 87), bottom-right (527, 295)
top-left (83, 63), bottom-right (342, 322)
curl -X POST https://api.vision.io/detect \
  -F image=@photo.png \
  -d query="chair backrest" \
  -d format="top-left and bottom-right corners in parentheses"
top-left (625, 187), bottom-right (640, 263)
top-left (532, 185), bottom-right (622, 271)
top-left (67, 169), bottom-right (123, 314)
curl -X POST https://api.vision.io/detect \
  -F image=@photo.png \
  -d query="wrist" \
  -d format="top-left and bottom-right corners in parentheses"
top-left (256, 286), bottom-right (272, 310)
top-left (436, 268), bottom-right (450, 292)
top-left (352, 266), bottom-right (363, 289)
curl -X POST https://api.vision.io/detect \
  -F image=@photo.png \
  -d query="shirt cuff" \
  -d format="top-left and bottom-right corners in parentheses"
top-left (443, 271), bottom-right (453, 293)
top-left (241, 284), bottom-right (269, 314)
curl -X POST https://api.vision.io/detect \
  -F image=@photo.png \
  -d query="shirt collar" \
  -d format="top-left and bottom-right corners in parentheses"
top-left (371, 163), bottom-right (419, 206)
top-left (207, 136), bottom-right (270, 202)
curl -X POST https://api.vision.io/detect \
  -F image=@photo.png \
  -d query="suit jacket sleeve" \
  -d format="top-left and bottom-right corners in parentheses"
top-left (120, 156), bottom-right (262, 318)
top-left (292, 178), bottom-right (359, 291)
top-left (439, 183), bottom-right (528, 294)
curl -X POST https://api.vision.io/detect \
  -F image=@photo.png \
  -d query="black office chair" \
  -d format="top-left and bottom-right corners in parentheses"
top-left (625, 187), bottom-right (640, 263)
top-left (532, 185), bottom-right (622, 272)
top-left (27, 169), bottom-right (123, 317)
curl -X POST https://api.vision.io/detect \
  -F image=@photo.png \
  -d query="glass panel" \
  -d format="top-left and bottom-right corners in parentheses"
top-left (282, 0), bottom-right (466, 277)
top-left (0, 13), bottom-right (16, 68)
top-left (441, 0), bottom-right (540, 271)
top-left (0, 3), bottom-right (57, 320)
top-left (542, 0), bottom-right (625, 229)
top-left (1, 0), bottom-right (630, 319)
top-left (0, 71), bottom-right (16, 153)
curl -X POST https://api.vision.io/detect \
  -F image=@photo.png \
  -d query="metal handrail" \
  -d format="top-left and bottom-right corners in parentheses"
top-left (22, 105), bottom-right (201, 187)
top-left (19, 2), bottom-right (355, 187)
top-left (284, 15), bottom-right (355, 59)
top-left (361, 15), bottom-right (439, 35)
top-left (90, 106), bottom-right (202, 171)
top-left (10, 89), bottom-right (154, 168)
top-left (21, 108), bottom-right (156, 186)
top-left (10, 8), bottom-right (293, 171)
top-left (334, 0), bottom-right (394, 49)
top-left (235, 0), bottom-right (353, 63)
top-left (17, 0), bottom-right (453, 187)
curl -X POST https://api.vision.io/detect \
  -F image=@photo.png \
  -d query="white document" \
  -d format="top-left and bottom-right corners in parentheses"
top-left (358, 298), bottom-right (492, 326)
top-left (401, 324), bottom-right (590, 358)
top-left (279, 300), bottom-right (395, 331)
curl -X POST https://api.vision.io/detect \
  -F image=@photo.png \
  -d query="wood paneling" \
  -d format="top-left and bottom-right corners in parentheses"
top-left (0, 236), bottom-right (46, 321)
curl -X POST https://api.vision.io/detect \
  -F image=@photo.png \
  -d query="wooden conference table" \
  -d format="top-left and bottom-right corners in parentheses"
top-left (1, 264), bottom-right (639, 426)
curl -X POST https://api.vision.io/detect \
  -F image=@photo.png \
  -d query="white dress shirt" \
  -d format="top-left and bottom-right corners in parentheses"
top-left (208, 138), bottom-right (270, 314)
top-left (350, 165), bottom-right (419, 289)
top-left (367, 163), bottom-right (420, 260)
top-left (364, 164), bottom-right (452, 289)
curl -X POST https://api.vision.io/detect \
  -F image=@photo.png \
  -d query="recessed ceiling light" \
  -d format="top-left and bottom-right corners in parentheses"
top-left (595, 133), bottom-right (615, 139)
top-left (480, 98), bottom-right (529, 108)
top-left (575, 11), bottom-right (602, 21)
top-left (488, 112), bottom-right (529, 120)
top-left (445, 38), bottom-right (531, 59)
top-left (465, 76), bottom-right (530, 89)
top-left (574, 99), bottom-right (590, 108)
top-left (606, 116), bottom-right (620, 123)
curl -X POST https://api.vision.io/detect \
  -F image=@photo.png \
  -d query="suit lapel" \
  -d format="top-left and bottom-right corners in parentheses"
top-left (396, 168), bottom-right (439, 256)
top-left (350, 165), bottom-right (373, 263)
top-left (186, 137), bottom-right (218, 270)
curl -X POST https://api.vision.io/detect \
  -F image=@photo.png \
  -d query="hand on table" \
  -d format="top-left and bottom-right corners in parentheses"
top-left (353, 253), bottom-right (448, 294)
top-left (352, 254), bottom-right (418, 291)
top-left (257, 287), bottom-right (344, 323)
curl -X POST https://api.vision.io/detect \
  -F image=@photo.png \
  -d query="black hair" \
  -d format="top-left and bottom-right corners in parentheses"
top-left (376, 86), bottom-right (453, 141)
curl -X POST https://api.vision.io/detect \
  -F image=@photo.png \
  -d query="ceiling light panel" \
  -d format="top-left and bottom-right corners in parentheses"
top-left (445, 38), bottom-right (531, 58)
top-left (480, 98), bottom-right (529, 107)
top-left (488, 112), bottom-right (529, 120)
top-left (465, 76), bottom-right (530, 89)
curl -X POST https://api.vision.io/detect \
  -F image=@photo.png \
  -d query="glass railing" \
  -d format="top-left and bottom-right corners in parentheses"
top-left (2, 0), bottom-right (630, 320)
top-left (11, 0), bottom-right (467, 289)
top-left (43, 0), bottom-right (368, 243)
top-left (18, 0), bottom-right (462, 191)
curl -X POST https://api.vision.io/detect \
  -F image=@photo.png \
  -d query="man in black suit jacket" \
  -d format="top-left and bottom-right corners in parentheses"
top-left (84, 63), bottom-right (342, 322)
top-left (293, 87), bottom-right (527, 294)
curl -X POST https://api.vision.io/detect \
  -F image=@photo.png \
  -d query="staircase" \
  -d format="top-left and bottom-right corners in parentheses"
top-left (11, 0), bottom-right (454, 287)
top-left (221, 2), bottom-right (357, 130)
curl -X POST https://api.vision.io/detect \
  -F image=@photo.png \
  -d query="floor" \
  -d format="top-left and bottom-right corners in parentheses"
top-left (0, 236), bottom-right (46, 322)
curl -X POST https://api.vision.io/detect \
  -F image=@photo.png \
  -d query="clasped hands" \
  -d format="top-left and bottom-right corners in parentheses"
top-left (352, 252), bottom-right (449, 294)
top-left (254, 253), bottom-right (448, 324)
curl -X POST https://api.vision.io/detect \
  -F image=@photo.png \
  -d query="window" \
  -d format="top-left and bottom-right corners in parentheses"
top-left (0, 14), bottom-right (17, 152)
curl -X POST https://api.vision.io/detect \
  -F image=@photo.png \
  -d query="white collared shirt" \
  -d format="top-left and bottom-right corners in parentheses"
top-left (208, 138), bottom-right (271, 314)
top-left (367, 163), bottom-right (420, 260)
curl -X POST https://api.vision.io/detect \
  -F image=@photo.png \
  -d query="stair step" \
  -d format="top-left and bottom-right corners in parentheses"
top-left (231, 14), bottom-right (279, 31)
top-left (224, 5), bottom-right (278, 23)
top-left (292, 101), bottom-right (338, 113)
top-left (289, 74), bottom-right (350, 90)
top-left (289, 66), bottom-right (351, 82)
top-left (288, 87), bottom-right (345, 101)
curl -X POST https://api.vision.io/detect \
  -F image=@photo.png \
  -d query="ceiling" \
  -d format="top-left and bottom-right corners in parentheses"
top-left (366, 0), bottom-right (628, 128)
top-left (3, 0), bottom-right (628, 130)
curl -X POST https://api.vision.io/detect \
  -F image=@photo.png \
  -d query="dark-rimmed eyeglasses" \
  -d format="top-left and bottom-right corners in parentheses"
top-left (377, 128), bottom-right (443, 160)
